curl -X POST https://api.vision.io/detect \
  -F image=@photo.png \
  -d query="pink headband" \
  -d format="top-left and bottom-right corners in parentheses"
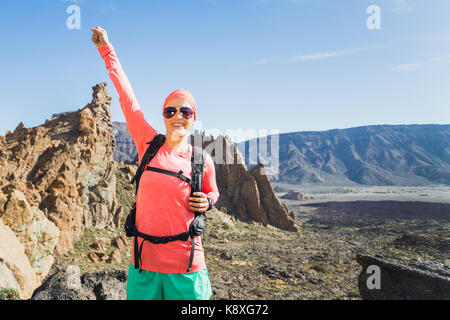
top-left (163, 88), bottom-right (197, 120)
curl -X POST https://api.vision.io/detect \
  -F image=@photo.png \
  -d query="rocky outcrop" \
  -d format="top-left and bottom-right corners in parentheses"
top-left (203, 134), bottom-right (297, 232)
top-left (86, 234), bottom-right (130, 264)
top-left (0, 82), bottom-right (123, 294)
top-left (1, 189), bottom-right (60, 283)
top-left (356, 253), bottom-right (450, 300)
top-left (0, 83), bottom-right (121, 255)
top-left (281, 190), bottom-right (312, 200)
top-left (0, 219), bottom-right (39, 299)
top-left (30, 263), bottom-right (127, 300)
top-left (249, 164), bottom-right (297, 231)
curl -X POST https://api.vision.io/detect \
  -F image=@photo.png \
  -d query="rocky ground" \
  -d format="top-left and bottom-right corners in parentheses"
top-left (51, 165), bottom-right (449, 300)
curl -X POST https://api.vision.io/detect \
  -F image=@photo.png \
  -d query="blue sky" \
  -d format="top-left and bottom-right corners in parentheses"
top-left (1, 0), bottom-right (449, 140)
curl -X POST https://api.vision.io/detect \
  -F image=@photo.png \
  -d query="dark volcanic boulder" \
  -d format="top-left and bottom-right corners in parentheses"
top-left (356, 253), bottom-right (450, 300)
top-left (81, 268), bottom-right (127, 300)
top-left (30, 265), bottom-right (94, 300)
top-left (30, 264), bottom-right (127, 300)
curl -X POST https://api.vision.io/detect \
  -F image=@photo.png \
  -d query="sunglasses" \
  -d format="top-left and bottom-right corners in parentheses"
top-left (163, 107), bottom-right (194, 120)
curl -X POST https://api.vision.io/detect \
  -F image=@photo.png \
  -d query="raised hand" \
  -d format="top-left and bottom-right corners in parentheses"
top-left (91, 26), bottom-right (110, 48)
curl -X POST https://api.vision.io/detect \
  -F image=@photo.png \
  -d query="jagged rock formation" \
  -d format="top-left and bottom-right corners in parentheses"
top-left (356, 253), bottom-right (450, 300)
top-left (203, 134), bottom-right (297, 232)
top-left (30, 263), bottom-right (127, 300)
top-left (0, 82), bottom-right (122, 297)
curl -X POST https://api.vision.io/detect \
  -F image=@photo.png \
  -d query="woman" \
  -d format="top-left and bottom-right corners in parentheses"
top-left (91, 26), bottom-right (219, 300)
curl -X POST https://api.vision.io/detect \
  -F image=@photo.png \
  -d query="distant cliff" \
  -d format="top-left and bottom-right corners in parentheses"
top-left (238, 124), bottom-right (450, 186)
top-left (112, 122), bottom-right (136, 163)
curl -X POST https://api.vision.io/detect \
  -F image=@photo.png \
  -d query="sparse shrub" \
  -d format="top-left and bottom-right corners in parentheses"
top-left (311, 262), bottom-right (328, 273)
top-left (0, 288), bottom-right (20, 300)
top-left (347, 289), bottom-right (360, 298)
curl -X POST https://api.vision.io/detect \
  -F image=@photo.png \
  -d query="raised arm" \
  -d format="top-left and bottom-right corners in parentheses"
top-left (91, 26), bottom-right (157, 162)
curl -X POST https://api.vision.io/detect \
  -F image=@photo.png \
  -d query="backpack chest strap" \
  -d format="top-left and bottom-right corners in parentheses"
top-left (146, 166), bottom-right (192, 186)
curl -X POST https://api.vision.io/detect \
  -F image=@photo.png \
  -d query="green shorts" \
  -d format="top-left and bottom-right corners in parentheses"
top-left (126, 264), bottom-right (213, 300)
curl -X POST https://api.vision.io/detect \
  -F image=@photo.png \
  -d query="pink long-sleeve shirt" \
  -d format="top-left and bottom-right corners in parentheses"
top-left (98, 42), bottom-right (219, 273)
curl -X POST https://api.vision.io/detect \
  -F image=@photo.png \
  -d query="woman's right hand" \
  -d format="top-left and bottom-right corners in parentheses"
top-left (91, 26), bottom-right (110, 47)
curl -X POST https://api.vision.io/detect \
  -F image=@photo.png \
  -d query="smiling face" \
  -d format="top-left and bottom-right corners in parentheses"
top-left (163, 97), bottom-right (195, 139)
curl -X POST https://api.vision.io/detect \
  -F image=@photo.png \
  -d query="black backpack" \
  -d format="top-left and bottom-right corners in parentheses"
top-left (124, 133), bottom-right (208, 272)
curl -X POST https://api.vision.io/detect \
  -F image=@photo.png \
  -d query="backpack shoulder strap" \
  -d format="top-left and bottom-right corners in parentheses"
top-left (186, 142), bottom-right (207, 272)
top-left (130, 134), bottom-right (166, 195)
top-left (190, 144), bottom-right (206, 195)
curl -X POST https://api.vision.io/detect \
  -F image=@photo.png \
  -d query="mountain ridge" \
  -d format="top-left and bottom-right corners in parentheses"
top-left (113, 123), bottom-right (450, 186)
top-left (237, 123), bottom-right (450, 186)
